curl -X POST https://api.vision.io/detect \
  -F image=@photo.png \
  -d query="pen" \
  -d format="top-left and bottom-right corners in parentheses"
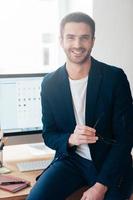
top-left (0, 181), bottom-right (25, 185)
top-left (93, 117), bottom-right (101, 129)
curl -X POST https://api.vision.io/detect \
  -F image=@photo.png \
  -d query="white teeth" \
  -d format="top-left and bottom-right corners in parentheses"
top-left (71, 48), bottom-right (84, 54)
top-left (72, 50), bottom-right (83, 55)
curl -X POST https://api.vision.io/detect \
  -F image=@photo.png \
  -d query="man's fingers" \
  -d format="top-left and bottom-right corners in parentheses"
top-left (75, 129), bottom-right (96, 136)
top-left (80, 192), bottom-right (88, 200)
top-left (76, 125), bottom-right (96, 133)
top-left (78, 135), bottom-right (98, 141)
top-left (73, 125), bottom-right (99, 145)
top-left (75, 135), bottom-right (98, 145)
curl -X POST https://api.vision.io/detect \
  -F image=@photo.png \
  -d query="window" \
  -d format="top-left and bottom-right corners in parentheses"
top-left (0, 0), bottom-right (93, 74)
top-left (0, 0), bottom-right (60, 74)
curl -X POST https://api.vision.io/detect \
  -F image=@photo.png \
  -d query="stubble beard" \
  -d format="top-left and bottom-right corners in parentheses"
top-left (65, 48), bottom-right (91, 65)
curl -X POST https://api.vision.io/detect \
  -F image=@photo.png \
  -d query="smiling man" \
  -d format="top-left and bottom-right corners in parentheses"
top-left (61, 22), bottom-right (94, 64)
top-left (27, 12), bottom-right (133, 200)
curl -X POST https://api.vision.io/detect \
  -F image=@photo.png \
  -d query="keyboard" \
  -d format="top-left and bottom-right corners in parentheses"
top-left (16, 159), bottom-right (53, 172)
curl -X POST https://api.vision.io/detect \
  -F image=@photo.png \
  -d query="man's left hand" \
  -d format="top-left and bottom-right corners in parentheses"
top-left (80, 182), bottom-right (107, 200)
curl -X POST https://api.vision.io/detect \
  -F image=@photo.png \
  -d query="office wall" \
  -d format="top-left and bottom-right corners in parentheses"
top-left (92, 0), bottom-right (133, 94)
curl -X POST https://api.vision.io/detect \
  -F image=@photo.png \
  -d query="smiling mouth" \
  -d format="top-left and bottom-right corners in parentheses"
top-left (71, 49), bottom-right (85, 56)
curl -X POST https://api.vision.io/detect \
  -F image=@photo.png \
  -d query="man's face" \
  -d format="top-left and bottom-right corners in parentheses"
top-left (60, 22), bottom-right (95, 65)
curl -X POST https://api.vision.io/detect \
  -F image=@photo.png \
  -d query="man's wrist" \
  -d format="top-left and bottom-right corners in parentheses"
top-left (94, 182), bottom-right (108, 194)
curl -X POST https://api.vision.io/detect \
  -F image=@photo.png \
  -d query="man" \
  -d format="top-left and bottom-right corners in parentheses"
top-left (27, 12), bottom-right (133, 200)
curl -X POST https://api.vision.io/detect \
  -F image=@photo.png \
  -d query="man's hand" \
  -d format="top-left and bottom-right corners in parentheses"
top-left (68, 125), bottom-right (98, 146)
top-left (81, 183), bottom-right (108, 200)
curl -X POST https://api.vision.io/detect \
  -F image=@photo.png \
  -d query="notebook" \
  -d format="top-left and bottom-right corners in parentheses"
top-left (0, 174), bottom-right (30, 193)
top-left (0, 166), bottom-right (11, 174)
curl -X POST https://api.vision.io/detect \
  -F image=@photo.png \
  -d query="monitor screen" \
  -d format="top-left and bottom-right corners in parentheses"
top-left (0, 73), bottom-right (46, 136)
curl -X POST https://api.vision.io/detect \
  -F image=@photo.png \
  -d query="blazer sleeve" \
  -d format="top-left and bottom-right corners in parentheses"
top-left (41, 79), bottom-right (73, 156)
top-left (97, 69), bottom-right (133, 187)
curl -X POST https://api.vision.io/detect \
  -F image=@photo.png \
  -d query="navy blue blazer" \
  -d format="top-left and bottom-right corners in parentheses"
top-left (41, 57), bottom-right (133, 188)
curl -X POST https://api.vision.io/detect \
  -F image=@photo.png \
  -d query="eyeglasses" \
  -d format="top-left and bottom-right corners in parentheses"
top-left (93, 114), bottom-right (117, 145)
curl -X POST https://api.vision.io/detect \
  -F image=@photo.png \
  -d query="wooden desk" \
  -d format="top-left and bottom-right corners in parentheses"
top-left (1, 145), bottom-right (132, 200)
top-left (0, 144), bottom-right (55, 200)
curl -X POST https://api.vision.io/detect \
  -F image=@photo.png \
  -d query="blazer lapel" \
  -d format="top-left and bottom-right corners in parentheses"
top-left (58, 66), bottom-right (76, 130)
top-left (86, 58), bottom-right (103, 127)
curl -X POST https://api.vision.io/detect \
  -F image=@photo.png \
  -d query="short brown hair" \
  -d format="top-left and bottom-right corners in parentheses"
top-left (60, 12), bottom-right (95, 38)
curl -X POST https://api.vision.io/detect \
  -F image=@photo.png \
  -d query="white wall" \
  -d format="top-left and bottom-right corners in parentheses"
top-left (92, 0), bottom-right (133, 94)
top-left (68, 0), bottom-right (93, 16)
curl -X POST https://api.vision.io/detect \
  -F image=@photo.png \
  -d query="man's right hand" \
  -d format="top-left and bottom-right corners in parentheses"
top-left (68, 125), bottom-right (98, 146)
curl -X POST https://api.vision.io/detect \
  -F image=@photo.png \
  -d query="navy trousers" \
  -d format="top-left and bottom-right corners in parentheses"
top-left (26, 153), bottom-right (128, 200)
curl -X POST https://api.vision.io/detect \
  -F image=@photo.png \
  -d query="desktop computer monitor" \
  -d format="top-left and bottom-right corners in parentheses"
top-left (0, 73), bottom-right (46, 138)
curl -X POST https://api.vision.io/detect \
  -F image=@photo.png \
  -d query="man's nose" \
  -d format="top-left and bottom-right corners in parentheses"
top-left (73, 38), bottom-right (82, 47)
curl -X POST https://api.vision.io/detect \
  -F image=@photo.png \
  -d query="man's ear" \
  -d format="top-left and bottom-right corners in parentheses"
top-left (92, 37), bottom-right (95, 48)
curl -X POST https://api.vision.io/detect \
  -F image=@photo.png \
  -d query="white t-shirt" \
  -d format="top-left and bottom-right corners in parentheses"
top-left (69, 76), bottom-right (92, 160)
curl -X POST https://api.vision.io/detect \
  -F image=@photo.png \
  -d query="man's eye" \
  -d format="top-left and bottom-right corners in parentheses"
top-left (66, 35), bottom-right (75, 40)
top-left (80, 36), bottom-right (90, 41)
top-left (67, 37), bottom-right (74, 40)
